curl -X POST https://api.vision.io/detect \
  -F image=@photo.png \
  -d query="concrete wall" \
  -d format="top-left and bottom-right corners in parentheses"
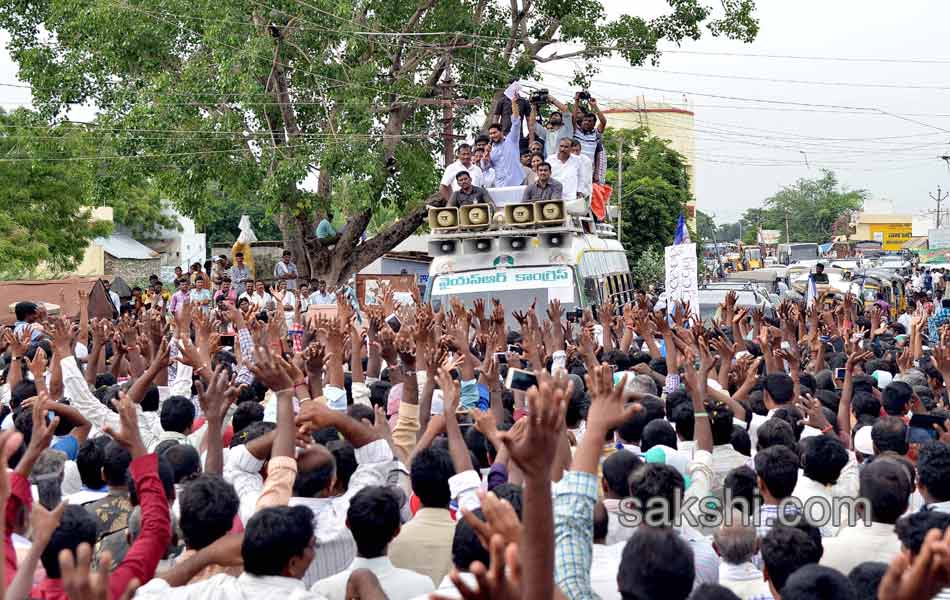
top-left (211, 241), bottom-right (285, 282)
top-left (104, 255), bottom-right (162, 284)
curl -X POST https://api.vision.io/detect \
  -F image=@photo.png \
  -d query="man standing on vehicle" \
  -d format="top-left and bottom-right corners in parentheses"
top-left (812, 263), bottom-right (829, 284)
top-left (548, 138), bottom-right (582, 201)
top-left (522, 162), bottom-right (563, 202)
top-left (529, 94), bottom-right (573, 158)
top-left (439, 143), bottom-right (482, 200)
top-left (481, 85), bottom-right (524, 188)
top-left (448, 172), bottom-right (493, 208)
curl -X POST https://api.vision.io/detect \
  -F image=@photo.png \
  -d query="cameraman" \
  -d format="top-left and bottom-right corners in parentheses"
top-left (528, 93), bottom-right (573, 158)
top-left (573, 92), bottom-right (607, 184)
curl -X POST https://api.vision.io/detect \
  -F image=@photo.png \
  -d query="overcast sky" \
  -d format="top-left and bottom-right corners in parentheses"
top-left (1, 1), bottom-right (949, 226)
top-left (539, 0), bottom-right (950, 224)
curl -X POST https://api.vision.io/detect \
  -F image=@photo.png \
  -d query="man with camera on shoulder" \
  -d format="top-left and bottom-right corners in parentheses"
top-left (528, 91), bottom-right (574, 159)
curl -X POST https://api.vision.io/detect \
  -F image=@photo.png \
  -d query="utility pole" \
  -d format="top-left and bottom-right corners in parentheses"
top-left (784, 207), bottom-right (791, 243)
top-left (441, 55), bottom-right (454, 167)
top-left (616, 140), bottom-right (623, 235)
top-left (931, 185), bottom-right (948, 229)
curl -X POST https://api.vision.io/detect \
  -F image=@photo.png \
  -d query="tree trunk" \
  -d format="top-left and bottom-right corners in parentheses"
top-left (287, 193), bottom-right (444, 289)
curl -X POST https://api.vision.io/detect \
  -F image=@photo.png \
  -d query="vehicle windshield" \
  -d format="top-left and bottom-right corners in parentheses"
top-left (428, 266), bottom-right (577, 327)
top-left (698, 290), bottom-right (764, 321)
top-left (789, 244), bottom-right (818, 261)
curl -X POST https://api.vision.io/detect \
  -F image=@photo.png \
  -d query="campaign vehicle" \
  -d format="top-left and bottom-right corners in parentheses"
top-left (424, 198), bottom-right (632, 326)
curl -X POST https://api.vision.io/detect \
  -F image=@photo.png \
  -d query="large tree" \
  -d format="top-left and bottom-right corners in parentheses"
top-left (0, 0), bottom-right (757, 284)
top-left (737, 170), bottom-right (865, 244)
top-left (696, 210), bottom-right (717, 243)
top-left (0, 109), bottom-right (111, 278)
top-left (605, 128), bottom-right (694, 265)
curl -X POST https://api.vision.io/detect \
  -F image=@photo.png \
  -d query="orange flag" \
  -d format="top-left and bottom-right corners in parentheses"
top-left (591, 183), bottom-right (613, 220)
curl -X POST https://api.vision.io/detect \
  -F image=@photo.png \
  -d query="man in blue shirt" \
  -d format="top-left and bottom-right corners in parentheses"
top-left (316, 211), bottom-right (339, 246)
top-left (13, 301), bottom-right (42, 342)
top-left (484, 95), bottom-right (524, 188)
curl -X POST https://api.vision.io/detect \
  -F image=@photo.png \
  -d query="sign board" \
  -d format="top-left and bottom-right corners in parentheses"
top-left (869, 223), bottom-right (912, 251)
top-left (431, 266), bottom-right (574, 298)
top-left (665, 243), bottom-right (699, 317)
top-left (930, 229), bottom-right (950, 250)
top-left (757, 230), bottom-right (780, 245)
top-left (356, 274), bottom-right (417, 307)
top-left (915, 248), bottom-right (950, 265)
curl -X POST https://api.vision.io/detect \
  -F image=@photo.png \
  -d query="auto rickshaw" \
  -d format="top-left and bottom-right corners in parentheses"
top-left (867, 269), bottom-right (907, 317)
top-left (852, 273), bottom-right (896, 319)
top-left (742, 246), bottom-right (763, 270)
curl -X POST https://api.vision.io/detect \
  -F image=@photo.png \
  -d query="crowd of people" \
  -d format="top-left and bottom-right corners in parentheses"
top-left (8, 252), bottom-right (950, 600)
top-left (440, 91), bottom-right (605, 208)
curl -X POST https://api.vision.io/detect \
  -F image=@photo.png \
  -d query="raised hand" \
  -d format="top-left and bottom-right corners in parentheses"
top-left (461, 490), bottom-right (523, 548)
top-left (29, 392), bottom-right (60, 452)
top-left (878, 528), bottom-right (950, 600)
top-left (3, 326), bottom-right (30, 358)
top-left (798, 393), bottom-right (831, 431)
top-left (60, 543), bottom-right (140, 600)
top-left (249, 345), bottom-right (298, 391)
top-left (498, 375), bottom-right (569, 480)
top-left (32, 500), bottom-right (66, 548)
top-left (584, 364), bottom-right (638, 432)
top-left (446, 535), bottom-right (523, 600)
top-left (472, 408), bottom-right (500, 448)
top-left (436, 367), bottom-right (462, 415)
top-left (195, 365), bottom-right (241, 427)
top-left (27, 346), bottom-right (48, 383)
top-left (295, 398), bottom-right (338, 432)
top-left (174, 335), bottom-right (208, 376)
top-left (102, 391), bottom-right (146, 458)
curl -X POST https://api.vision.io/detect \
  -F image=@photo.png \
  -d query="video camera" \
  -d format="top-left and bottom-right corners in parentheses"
top-left (529, 89), bottom-right (549, 105)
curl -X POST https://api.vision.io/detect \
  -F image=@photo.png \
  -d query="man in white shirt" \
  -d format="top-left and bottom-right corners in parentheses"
top-left (439, 144), bottom-right (482, 199)
top-left (713, 516), bottom-right (773, 600)
top-left (792, 435), bottom-right (856, 537)
top-left (473, 146), bottom-right (495, 188)
top-left (308, 280), bottom-right (336, 305)
top-left (548, 138), bottom-right (582, 201)
top-left (570, 139), bottom-right (593, 198)
top-left (225, 405), bottom-right (402, 587)
top-left (103, 280), bottom-right (121, 314)
top-left (312, 487), bottom-right (433, 600)
top-left (821, 459), bottom-right (909, 575)
top-left (135, 505), bottom-right (340, 600)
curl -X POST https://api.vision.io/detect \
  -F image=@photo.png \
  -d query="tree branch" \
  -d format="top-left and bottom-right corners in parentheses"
top-left (345, 193), bottom-right (443, 276)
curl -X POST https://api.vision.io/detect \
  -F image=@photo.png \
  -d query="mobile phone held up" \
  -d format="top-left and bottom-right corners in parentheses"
top-left (385, 313), bottom-right (402, 333)
top-left (505, 368), bottom-right (537, 392)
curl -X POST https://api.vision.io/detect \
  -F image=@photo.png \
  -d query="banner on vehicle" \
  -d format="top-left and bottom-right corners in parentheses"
top-left (432, 266), bottom-right (574, 296)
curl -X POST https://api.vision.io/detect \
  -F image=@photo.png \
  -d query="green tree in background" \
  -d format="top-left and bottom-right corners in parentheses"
top-left (0, 0), bottom-right (757, 285)
top-left (730, 171), bottom-right (865, 244)
top-left (696, 210), bottom-right (717, 242)
top-left (0, 109), bottom-right (111, 277)
top-left (631, 248), bottom-right (665, 291)
top-left (605, 128), bottom-right (694, 267)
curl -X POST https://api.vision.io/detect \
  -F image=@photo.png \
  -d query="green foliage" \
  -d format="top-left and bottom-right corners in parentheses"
top-left (605, 128), bottom-right (693, 266)
top-left (0, 0), bottom-right (757, 261)
top-left (0, 109), bottom-right (112, 277)
top-left (733, 170), bottom-right (865, 244)
top-left (696, 210), bottom-right (717, 242)
top-left (631, 248), bottom-right (665, 291)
